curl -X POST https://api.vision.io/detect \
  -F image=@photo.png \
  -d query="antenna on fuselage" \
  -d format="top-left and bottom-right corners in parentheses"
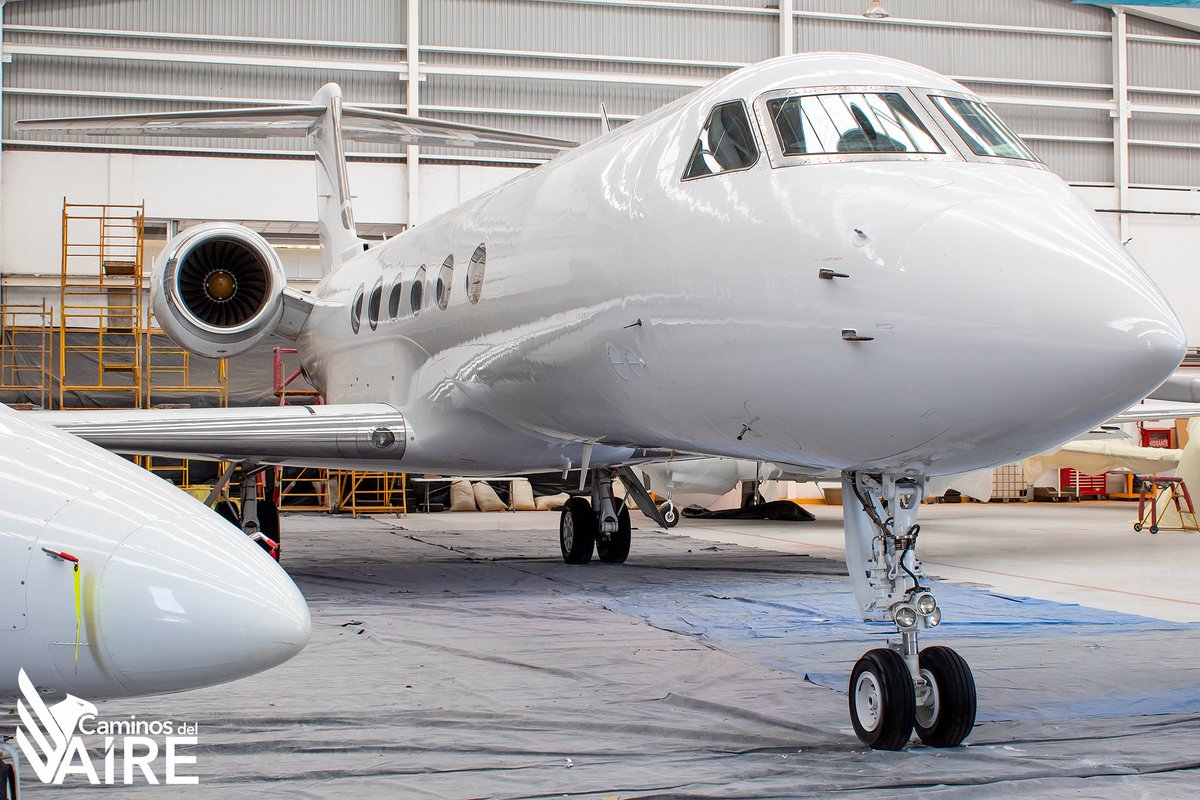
top-left (599, 102), bottom-right (612, 135)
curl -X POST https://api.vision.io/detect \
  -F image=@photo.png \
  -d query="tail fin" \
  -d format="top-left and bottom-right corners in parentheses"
top-left (310, 84), bottom-right (363, 271)
top-left (17, 85), bottom-right (576, 274)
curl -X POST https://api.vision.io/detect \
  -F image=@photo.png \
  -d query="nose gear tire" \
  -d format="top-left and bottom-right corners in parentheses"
top-left (849, 647), bottom-right (916, 751)
top-left (914, 645), bottom-right (976, 748)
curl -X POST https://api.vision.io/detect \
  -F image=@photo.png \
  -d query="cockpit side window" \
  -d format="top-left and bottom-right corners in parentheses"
top-left (683, 100), bottom-right (759, 180)
top-left (766, 92), bottom-right (943, 156)
top-left (929, 95), bottom-right (1039, 161)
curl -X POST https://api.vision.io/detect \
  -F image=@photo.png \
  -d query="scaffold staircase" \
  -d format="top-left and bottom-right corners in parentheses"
top-left (58, 201), bottom-right (146, 408)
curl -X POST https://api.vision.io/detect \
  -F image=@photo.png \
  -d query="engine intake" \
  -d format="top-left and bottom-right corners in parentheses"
top-left (152, 223), bottom-right (286, 357)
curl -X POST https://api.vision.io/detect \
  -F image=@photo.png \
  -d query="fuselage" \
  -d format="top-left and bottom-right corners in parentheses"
top-left (299, 53), bottom-right (1185, 478)
top-left (0, 404), bottom-right (310, 699)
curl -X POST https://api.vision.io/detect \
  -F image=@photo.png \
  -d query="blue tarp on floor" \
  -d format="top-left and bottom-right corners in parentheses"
top-left (596, 577), bottom-right (1200, 722)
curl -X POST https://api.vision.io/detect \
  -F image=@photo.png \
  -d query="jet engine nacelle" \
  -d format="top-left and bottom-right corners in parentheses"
top-left (151, 222), bottom-right (286, 357)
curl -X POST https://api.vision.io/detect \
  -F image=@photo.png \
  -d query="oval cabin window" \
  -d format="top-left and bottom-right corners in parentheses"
top-left (436, 255), bottom-right (454, 311)
top-left (388, 274), bottom-right (404, 318)
top-left (350, 284), bottom-right (364, 334)
top-left (410, 265), bottom-right (426, 316)
top-left (466, 245), bottom-right (486, 304)
top-left (367, 277), bottom-right (383, 330)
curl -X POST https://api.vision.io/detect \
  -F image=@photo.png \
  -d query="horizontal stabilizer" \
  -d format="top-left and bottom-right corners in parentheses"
top-left (16, 104), bottom-right (576, 155)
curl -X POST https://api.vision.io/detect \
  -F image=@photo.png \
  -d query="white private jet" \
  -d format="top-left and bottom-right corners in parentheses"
top-left (0, 403), bottom-right (311, 700)
top-left (19, 53), bottom-right (1187, 749)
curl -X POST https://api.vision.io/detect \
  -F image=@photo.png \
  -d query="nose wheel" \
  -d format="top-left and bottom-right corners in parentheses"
top-left (850, 648), bottom-right (915, 750)
top-left (913, 645), bottom-right (976, 747)
top-left (848, 645), bottom-right (975, 750)
top-left (658, 500), bottom-right (679, 528)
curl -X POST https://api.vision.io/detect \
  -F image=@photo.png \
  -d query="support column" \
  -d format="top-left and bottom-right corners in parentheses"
top-left (779, 0), bottom-right (794, 57)
top-left (1112, 8), bottom-right (1130, 243)
top-left (405, 0), bottom-right (420, 229)
top-left (0, 0), bottom-right (7, 305)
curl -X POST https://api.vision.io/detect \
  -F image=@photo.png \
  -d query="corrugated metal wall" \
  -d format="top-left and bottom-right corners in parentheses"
top-left (2, 0), bottom-right (1198, 188)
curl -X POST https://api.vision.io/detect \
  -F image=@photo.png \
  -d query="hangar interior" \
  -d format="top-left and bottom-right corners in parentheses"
top-left (2, 1), bottom-right (1200, 798)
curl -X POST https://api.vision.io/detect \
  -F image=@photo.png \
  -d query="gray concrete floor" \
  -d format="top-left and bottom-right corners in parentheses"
top-left (6, 503), bottom-right (1200, 798)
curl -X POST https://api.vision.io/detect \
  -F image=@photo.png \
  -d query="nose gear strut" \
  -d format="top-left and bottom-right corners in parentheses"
top-left (842, 471), bottom-right (976, 750)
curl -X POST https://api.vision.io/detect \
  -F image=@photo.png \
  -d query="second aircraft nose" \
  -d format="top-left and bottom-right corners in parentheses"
top-left (97, 509), bottom-right (310, 695)
top-left (900, 193), bottom-right (1186, 451)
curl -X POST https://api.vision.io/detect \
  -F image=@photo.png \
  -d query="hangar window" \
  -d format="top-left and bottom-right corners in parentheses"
top-left (765, 92), bottom-right (942, 156)
top-left (350, 284), bottom-right (364, 334)
top-left (930, 95), bottom-right (1039, 161)
top-left (387, 273), bottom-right (404, 319)
top-left (683, 100), bottom-right (759, 180)
top-left (436, 255), bottom-right (454, 311)
top-left (410, 265), bottom-right (426, 316)
top-left (466, 244), bottom-right (486, 304)
top-left (367, 277), bottom-right (383, 330)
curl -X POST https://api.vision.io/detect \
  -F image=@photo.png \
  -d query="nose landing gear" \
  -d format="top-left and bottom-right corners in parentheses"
top-left (843, 472), bottom-right (976, 750)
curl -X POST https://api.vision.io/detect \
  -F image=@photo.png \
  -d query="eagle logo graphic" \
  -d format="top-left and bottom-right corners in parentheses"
top-left (14, 669), bottom-right (97, 784)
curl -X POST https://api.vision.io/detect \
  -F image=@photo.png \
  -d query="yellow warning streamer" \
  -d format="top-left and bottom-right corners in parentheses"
top-left (73, 562), bottom-right (81, 670)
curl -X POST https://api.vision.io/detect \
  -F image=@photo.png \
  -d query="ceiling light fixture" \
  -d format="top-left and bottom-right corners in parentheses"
top-left (863, 1), bottom-right (890, 19)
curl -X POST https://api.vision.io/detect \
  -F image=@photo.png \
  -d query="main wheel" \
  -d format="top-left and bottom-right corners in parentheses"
top-left (914, 645), bottom-right (976, 748)
top-left (597, 505), bottom-right (631, 564)
top-left (560, 497), bottom-right (596, 564)
top-left (849, 648), bottom-right (915, 750)
top-left (658, 501), bottom-right (679, 528)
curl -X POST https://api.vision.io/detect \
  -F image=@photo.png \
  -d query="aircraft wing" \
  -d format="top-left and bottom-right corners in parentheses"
top-left (15, 105), bottom-right (577, 155)
top-left (1111, 401), bottom-right (1200, 423)
top-left (29, 403), bottom-right (410, 469)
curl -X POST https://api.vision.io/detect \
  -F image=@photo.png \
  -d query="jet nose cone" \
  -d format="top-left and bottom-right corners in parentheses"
top-left (902, 194), bottom-right (1185, 448)
top-left (98, 509), bottom-right (310, 695)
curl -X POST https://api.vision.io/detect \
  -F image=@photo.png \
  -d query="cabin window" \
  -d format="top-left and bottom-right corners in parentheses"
top-left (683, 100), bottom-right (759, 180)
top-left (367, 277), bottom-right (383, 330)
top-left (410, 265), bottom-right (426, 316)
top-left (350, 284), bottom-right (364, 334)
top-left (766, 92), bottom-right (942, 156)
top-left (466, 244), bottom-right (486, 304)
top-left (930, 95), bottom-right (1039, 161)
top-left (436, 255), bottom-right (454, 311)
top-left (387, 273), bottom-right (404, 318)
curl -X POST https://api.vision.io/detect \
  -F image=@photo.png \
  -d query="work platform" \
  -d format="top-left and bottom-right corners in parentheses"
top-left (6, 505), bottom-right (1200, 798)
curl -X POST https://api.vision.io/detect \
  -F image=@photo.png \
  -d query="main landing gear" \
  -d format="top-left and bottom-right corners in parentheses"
top-left (558, 466), bottom-right (670, 565)
top-left (209, 462), bottom-right (282, 560)
top-left (560, 470), bottom-right (632, 564)
top-left (843, 472), bottom-right (976, 750)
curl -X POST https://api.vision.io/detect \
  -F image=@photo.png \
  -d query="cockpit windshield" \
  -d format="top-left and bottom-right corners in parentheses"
top-left (764, 92), bottom-right (943, 156)
top-left (929, 95), bottom-right (1038, 161)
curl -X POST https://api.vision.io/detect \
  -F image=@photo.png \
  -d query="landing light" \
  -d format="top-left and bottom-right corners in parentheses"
top-left (915, 592), bottom-right (937, 616)
top-left (893, 604), bottom-right (918, 630)
top-left (927, 607), bottom-right (942, 627)
top-left (370, 427), bottom-right (396, 449)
